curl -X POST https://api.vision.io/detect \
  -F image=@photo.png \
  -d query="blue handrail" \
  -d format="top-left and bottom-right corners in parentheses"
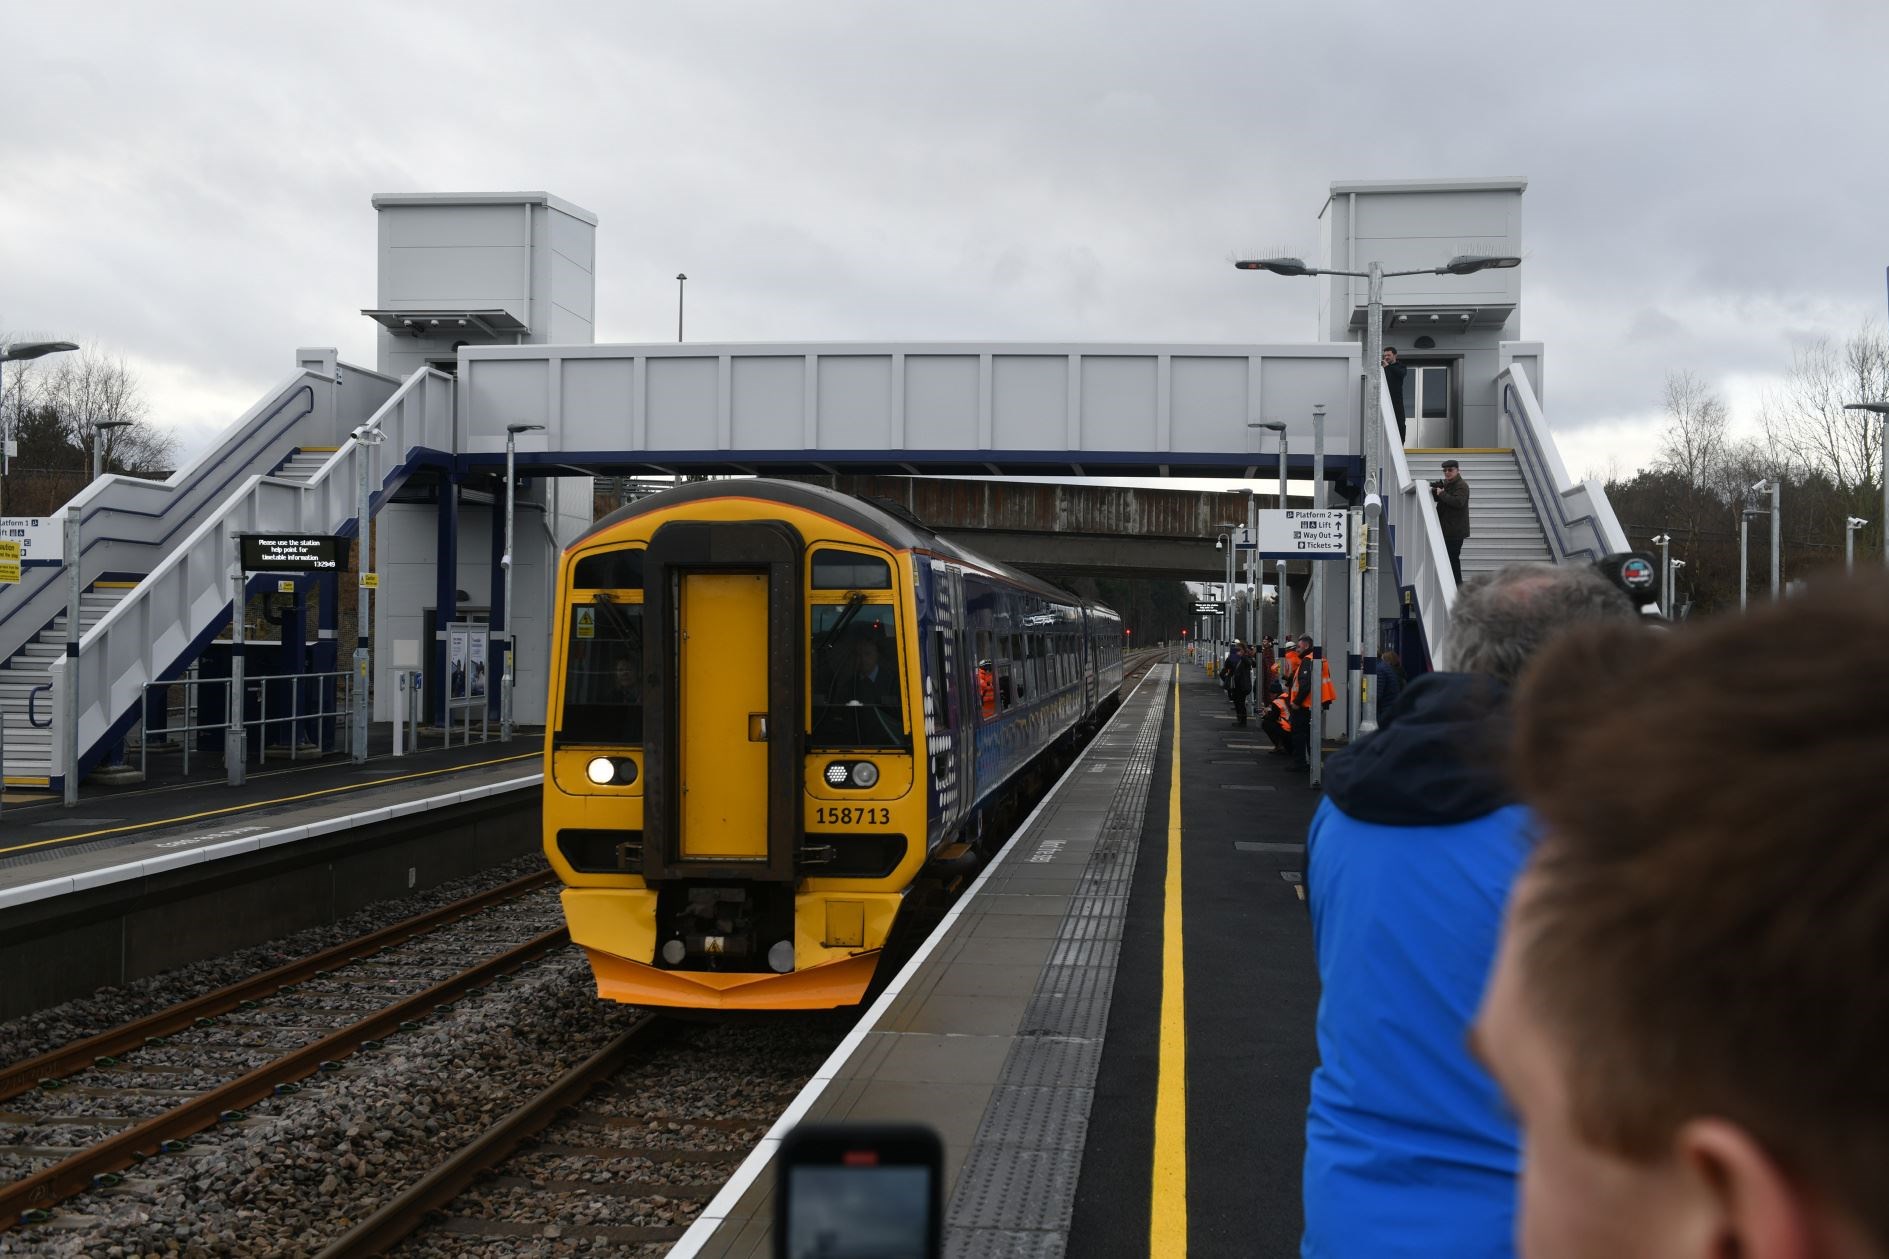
top-left (29, 683), bottom-right (52, 728)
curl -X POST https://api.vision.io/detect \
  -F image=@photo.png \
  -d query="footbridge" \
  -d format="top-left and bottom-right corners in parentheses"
top-left (0, 180), bottom-right (1629, 797)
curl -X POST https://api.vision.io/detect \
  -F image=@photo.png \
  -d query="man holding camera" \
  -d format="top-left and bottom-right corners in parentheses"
top-left (1432, 458), bottom-right (1471, 586)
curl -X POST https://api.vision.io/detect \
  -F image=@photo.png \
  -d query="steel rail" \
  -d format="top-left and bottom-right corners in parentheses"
top-left (0, 924), bottom-right (570, 1229)
top-left (314, 1015), bottom-right (671, 1258)
top-left (0, 870), bottom-right (556, 1101)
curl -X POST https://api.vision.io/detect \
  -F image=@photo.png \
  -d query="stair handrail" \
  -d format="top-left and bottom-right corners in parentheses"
top-left (50, 368), bottom-right (456, 781)
top-left (1496, 363), bottom-right (1629, 562)
top-left (29, 683), bottom-right (52, 729)
top-left (1378, 375), bottom-right (1458, 665)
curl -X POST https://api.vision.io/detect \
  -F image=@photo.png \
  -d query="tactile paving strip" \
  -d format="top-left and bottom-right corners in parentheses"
top-left (946, 667), bottom-right (1170, 1257)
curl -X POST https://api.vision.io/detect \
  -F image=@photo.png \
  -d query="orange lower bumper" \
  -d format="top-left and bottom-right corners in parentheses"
top-left (583, 947), bottom-right (880, 1011)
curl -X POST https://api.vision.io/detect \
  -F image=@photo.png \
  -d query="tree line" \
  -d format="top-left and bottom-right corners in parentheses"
top-left (1603, 323), bottom-right (1888, 615)
top-left (1, 339), bottom-right (175, 515)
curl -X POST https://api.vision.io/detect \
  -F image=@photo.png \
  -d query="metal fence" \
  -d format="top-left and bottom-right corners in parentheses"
top-left (131, 668), bottom-right (357, 781)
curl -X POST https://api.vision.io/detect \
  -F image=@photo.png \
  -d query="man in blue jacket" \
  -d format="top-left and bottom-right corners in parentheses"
top-left (1300, 564), bottom-right (1638, 1258)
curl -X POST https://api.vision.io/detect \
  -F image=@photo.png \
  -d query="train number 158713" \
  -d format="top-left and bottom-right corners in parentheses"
top-left (813, 805), bottom-right (891, 827)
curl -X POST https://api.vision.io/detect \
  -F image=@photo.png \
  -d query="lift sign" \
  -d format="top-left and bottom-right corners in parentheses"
top-left (239, 533), bottom-right (349, 572)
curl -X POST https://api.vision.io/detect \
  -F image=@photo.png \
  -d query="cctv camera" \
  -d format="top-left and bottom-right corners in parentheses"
top-left (351, 425), bottom-right (370, 440)
top-left (499, 553), bottom-right (512, 569)
top-left (1215, 538), bottom-right (1223, 549)
top-left (1362, 493), bottom-right (1383, 523)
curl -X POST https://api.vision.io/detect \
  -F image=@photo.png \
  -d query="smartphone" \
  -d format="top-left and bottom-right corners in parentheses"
top-left (774, 1123), bottom-right (943, 1259)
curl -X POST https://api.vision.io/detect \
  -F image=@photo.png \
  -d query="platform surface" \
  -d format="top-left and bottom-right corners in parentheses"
top-left (676, 660), bottom-right (1323, 1258)
top-left (0, 738), bottom-right (541, 906)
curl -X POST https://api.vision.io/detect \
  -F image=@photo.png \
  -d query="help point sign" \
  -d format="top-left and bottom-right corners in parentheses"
top-left (1255, 509), bottom-right (1351, 559)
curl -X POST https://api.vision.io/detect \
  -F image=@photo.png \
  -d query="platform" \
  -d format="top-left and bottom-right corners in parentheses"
top-left (0, 738), bottom-right (545, 1019)
top-left (675, 660), bottom-right (1323, 1258)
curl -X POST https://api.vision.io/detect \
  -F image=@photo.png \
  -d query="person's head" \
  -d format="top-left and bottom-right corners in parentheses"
top-left (853, 636), bottom-right (880, 674)
top-left (1296, 634), bottom-right (1313, 653)
top-left (1444, 564), bottom-right (1636, 684)
top-left (1378, 646), bottom-right (1401, 668)
top-left (612, 657), bottom-right (636, 689)
top-left (1382, 346), bottom-right (1399, 365)
top-left (1475, 575), bottom-right (1889, 1259)
top-left (1441, 457), bottom-right (1460, 480)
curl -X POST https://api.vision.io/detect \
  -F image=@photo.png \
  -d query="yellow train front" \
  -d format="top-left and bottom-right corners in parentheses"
top-left (542, 478), bottom-right (1123, 1011)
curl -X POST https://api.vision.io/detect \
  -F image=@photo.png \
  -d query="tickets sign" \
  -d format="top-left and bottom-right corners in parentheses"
top-left (1255, 509), bottom-right (1350, 559)
top-left (239, 533), bottom-right (349, 572)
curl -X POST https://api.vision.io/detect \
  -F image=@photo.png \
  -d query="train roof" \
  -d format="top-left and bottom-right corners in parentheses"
top-left (575, 477), bottom-right (1110, 611)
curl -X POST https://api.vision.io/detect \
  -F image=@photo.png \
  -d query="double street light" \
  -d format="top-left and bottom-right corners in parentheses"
top-left (0, 340), bottom-right (80, 514)
top-left (1843, 401), bottom-right (1889, 568)
top-left (1235, 253), bottom-right (1520, 722)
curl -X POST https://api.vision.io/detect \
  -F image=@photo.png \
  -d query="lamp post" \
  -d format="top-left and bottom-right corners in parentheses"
top-left (1214, 528), bottom-right (1236, 650)
top-left (1651, 533), bottom-right (1673, 619)
top-left (502, 422), bottom-right (546, 741)
top-left (1250, 420), bottom-right (1289, 646)
top-left (1669, 559), bottom-right (1687, 619)
top-left (352, 424), bottom-right (386, 763)
top-left (91, 419), bottom-right (133, 483)
top-left (676, 274), bottom-right (688, 342)
top-left (1758, 479), bottom-right (1782, 600)
top-left (1739, 509), bottom-right (1763, 612)
top-left (1843, 402), bottom-right (1889, 568)
top-left (0, 340), bottom-right (79, 515)
top-left (1236, 253), bottom-right (1521, 691)
top-left (1846, 517), bottom-right (1869, 572)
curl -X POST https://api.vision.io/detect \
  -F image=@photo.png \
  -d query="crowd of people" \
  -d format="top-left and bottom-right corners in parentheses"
top-left (1220, 632), bottom-right (1335, 769)
top-left (1295, 562), bottom-right (1889, 1258)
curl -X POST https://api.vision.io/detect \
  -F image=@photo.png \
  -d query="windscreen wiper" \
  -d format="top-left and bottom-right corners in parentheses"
top-left (813, 591), bottom-right (867, 655)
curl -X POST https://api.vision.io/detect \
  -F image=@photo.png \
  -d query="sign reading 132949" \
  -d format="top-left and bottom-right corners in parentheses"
top-left (1254, 509), bottom-right (1351, 559)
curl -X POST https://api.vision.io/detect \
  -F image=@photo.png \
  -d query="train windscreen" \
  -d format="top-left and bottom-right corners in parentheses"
top-left (559, 597), bottom-right (644, 743)
top-left (809, 604), bottom-right (904, 749)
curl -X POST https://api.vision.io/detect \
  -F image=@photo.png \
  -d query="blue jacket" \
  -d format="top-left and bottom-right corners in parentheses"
top-left (1302, 673), bottom-right (1525, 1259)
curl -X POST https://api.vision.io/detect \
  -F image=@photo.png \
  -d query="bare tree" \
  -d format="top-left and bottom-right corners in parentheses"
top-left (45, 347), bottom-right (174, 475)
top-left (1759, 322), bottom-right (1889, 491)
top-left (1655, 370), bottom-right (1730, 489)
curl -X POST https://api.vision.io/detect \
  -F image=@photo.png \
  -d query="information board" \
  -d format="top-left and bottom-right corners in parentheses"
top-left (1191, 600), bottom-right (1226, 616)
top-left (0, 517), bottom-right (63, 565)
top-left (1255, 509), bottom-right (1351, 559)
top-left (239, 533), bottom-right (349, 572)
top-left (0, 540), bottom-right (20, 585)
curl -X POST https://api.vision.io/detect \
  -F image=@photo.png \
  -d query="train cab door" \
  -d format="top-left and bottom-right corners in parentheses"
top-left (642, 521), bottom-right (803, 884)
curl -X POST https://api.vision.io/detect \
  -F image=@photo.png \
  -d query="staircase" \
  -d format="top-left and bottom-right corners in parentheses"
top-left (1403, 450), bottom-right (1552, 578)
top-left (0, 588), bottom-right (135, 786)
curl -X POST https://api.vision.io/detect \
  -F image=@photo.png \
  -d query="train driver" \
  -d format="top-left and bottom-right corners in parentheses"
top-left (829, 634), bottom-right (901, 714)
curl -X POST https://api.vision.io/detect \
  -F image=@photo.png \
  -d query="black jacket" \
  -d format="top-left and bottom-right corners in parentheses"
top-left (1322, 672), bottom-right (1514, 827)
top-left (1434, 476), bottom-right (1471, 543)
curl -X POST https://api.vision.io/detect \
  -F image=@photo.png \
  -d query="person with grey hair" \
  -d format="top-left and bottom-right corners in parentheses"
top-left (1299, 563), bottom-right (1638, 1259)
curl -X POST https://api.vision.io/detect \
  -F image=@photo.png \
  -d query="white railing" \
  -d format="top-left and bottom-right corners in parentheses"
top-left (1496, 362), bottom-right (1629, 562)
top-left (48, 368), bottom-right (455, 782)
top-left (1377, 376), bottom-right (1458, 665)
top-left (0, 362), bottom-right (398, 668)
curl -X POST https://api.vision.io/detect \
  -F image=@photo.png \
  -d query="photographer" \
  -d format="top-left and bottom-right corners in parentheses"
top-left (1430, 458), bottom-right (1471, 585)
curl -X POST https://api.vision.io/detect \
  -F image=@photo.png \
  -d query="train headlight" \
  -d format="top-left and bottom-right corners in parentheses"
top-left (585, 756), bottom-right (638, 786)
top-left (823, 761), bottom-right (880, 789)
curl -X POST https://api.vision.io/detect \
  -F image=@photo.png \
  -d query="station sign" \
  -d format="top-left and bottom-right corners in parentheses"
top-left (0, 517), bottom-right (63, 565)
top-left (239, 533), bottom-right (349, 572)
top-left (1255, 509), bottom-right (1351, 559)
top-left (1191, 600), bottom-right (1226, 615)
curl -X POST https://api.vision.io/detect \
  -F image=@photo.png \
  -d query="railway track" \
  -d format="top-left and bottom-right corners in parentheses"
top-left (0, 872), bottom-right (565, 1232)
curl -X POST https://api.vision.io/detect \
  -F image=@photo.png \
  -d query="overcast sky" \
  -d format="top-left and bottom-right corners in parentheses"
top-left (4, 0), bottom-right (1885, 481)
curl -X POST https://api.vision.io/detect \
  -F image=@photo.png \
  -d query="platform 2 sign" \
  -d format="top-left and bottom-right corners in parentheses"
top-left (239, 533), bottom-right (349, 572)
top-left (1255, 509), bottom-right (1351, 559)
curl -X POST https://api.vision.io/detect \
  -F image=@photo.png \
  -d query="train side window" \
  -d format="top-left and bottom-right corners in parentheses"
top-left (930, 628), bottom-right (954, 726)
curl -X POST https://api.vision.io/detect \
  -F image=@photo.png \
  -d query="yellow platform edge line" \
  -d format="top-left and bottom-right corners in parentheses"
top-left (1150, 666), bottom-right (1188, 1252)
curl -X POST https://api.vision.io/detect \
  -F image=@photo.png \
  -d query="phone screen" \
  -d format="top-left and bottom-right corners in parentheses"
top-left (785, 1164), bottom-right (933, 1258)
top-left (776, 1124), bottom-right (942, 1259)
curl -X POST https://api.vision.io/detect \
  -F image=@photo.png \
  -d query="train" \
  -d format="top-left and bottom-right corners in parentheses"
top-left (541, 478), bottom-right (1125, 1011)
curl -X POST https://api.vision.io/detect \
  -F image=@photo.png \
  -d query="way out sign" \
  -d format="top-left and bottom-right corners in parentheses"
top-left (1255, 509), bottom-right (1351, 559)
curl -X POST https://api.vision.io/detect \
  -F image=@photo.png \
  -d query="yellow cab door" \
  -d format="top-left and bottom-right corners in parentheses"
top-left (678, 572), bottom-right (770, 858)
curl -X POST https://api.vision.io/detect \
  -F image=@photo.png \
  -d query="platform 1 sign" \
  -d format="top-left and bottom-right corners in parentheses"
top-left (1255, 509), bottom-right (1350, 559)
top-left (239, 533), bottom-right (349, 572)
top-left (0, 517), bottom-right (63, 565)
